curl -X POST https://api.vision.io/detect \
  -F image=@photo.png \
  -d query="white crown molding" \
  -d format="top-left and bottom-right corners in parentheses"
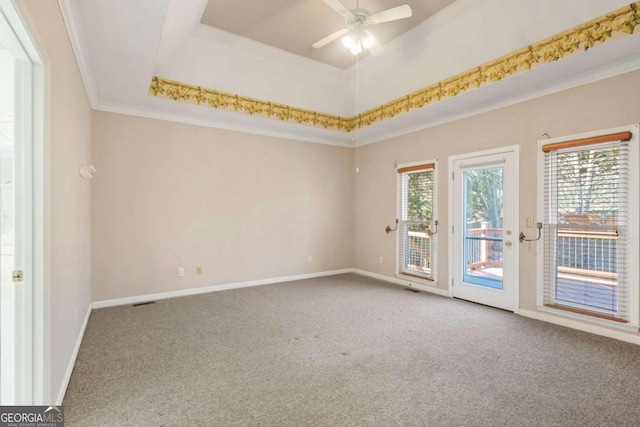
top-left (193, 0), bottom-right (209, 27)
top-left (354, 0), bottom-right (487, 70)
top-left (94, 51), bottom-right (640, 149)
top-left (192, 23), bottom-right (347, 75)
top-left (93, 44), bottom-right (640, 149)
top-left (192, 0), bottom-right (486, 74)
top-left (94, 101), bottom-right (352, 147)
top-left (56, 0), bottom-right (640, 148)
top-left (92, 269), bottom-right (353, 309)
top-left (356, 53), bottom-right (640, 146)
top-left (399, 0), bottom-right (487, 42)
top-left (192, 0), bottom-right (489, 75)
top-left (57, 0), bottom-right (99, 107)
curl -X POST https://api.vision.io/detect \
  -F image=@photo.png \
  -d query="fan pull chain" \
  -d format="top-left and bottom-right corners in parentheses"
top-left (355, 49), bottom-right (360, 173)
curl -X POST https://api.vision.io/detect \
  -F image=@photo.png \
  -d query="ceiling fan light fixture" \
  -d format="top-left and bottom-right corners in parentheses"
top-left (313, 1), bottom-right (413, 55)
top-left (343, 30), bottom-right (372, 55)
top-left (342, 34), bottom-right (355, 48)
top-left (350, 40), bottom-right (362, 55)
top-left (362, 31), bottom-right (375, 49)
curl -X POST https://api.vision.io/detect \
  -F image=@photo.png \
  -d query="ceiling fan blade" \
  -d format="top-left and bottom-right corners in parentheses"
top-left (312, 28), bottom-right (349, 48)
top-left (368, 38), bottom-right (383, 56)
top-left (323, 0), bottom-right (355, 20)
top-left (368, 4), bottom-right (412, 24)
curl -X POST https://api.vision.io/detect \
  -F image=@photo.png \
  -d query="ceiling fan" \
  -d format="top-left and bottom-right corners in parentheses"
top-left (312, 0), bottom-right (413, 55)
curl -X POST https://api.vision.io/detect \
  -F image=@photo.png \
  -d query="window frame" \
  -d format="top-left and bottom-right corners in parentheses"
top-left (536, 125), bottom-right (640, 330)
top-left (395, 160), bottom-right (438, 286)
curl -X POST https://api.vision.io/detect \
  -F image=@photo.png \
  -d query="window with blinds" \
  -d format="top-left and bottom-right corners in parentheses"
top-left (397, 163), bottom-right (437, 281)
top-left (540, 129), bottom-right (638, 325)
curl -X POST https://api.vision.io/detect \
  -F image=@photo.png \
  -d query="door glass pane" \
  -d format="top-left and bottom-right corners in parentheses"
top-left (463, 166), bottom-right (504, 289)
top-left (0, 45), bottom-right (16, 403)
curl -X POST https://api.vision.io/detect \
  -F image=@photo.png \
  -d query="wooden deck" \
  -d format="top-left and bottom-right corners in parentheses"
top-left (470, 266), bottom-right (617, 313)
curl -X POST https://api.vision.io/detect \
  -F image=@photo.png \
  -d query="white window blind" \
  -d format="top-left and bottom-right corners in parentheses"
top-left (397, 163), bottom-right (436, 281)
top-left (541, 132), bottom-right (632, 323)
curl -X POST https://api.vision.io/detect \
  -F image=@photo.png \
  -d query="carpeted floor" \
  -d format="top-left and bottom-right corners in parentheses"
top-left (64, 274), bottom-right (640, 426)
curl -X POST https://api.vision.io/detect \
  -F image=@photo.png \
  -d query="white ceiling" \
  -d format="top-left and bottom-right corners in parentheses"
top-left (200, 0), bottom-right (456, 69)
top-left (59, 0), bottom-right (640, 146)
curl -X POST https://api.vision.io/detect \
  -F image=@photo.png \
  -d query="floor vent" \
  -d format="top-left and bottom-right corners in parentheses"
top-left (132, 301), bottom-right (156, 307)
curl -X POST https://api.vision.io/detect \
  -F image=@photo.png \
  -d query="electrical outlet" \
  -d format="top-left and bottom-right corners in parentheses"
top-left (177, 267), bottom-right (185, 277)
top-left (308, 255), bottom-right (313, 263)
top-left (379, 256), bottom-right (384, 264)
top-left (526, 216), bottom-right (535, 228)
top-left (196, 266), bottom-right (202, 275)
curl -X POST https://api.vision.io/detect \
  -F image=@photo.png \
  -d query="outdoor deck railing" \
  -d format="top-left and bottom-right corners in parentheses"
top-left (556, 228), bottom-right (618, 280)
top-left (465, 228), bottom-right (503, 270)
top-left (462, 226), bottom-right (618, 281)
top-left (405, 230), bottom-right (431, 274)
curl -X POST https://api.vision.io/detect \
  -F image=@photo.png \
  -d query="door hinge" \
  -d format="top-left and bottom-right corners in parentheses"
top-left (12, 270), bottom-right (23, 282)
top-left (451, 279), bottom-right (454, 287)
top-left (452, 171), bottom-right (455, 180)
top-left (451, 225), bottom-right (454, 233)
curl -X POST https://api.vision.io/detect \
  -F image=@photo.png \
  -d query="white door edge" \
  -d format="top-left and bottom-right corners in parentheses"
top-left (0, 0), bottom-right (46, 405)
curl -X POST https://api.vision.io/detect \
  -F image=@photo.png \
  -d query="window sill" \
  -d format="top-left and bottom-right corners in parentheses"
top-left (538, 305), bottom-right (639, 333)
top-left (396, 273), bottom-right (437, 288)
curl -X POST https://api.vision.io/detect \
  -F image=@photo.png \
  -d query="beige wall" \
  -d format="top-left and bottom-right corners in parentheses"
top-left (21, 0), bottom-right (93, 403)
top-left (91, 112), bottom-right (354, 302)
top-left (14, 0), bottom-right (640, 406)
top-left (93, 71), bottom-right (640, 313)
top-left (354, 69), bottom-right (640, 312)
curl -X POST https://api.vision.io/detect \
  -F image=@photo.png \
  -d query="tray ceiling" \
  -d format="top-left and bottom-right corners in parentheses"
top-left (59, 0), bottom-right (640, 146)
top-left (200, 0), bottom-right (456, 69)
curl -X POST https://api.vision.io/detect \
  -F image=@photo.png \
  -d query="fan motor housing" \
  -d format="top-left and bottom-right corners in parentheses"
top-left (347, 9), bottom-right (370, 27)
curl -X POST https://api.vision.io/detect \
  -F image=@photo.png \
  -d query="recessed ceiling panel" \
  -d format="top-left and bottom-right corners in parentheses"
top-left (200, 0), bottom-right (456, 69)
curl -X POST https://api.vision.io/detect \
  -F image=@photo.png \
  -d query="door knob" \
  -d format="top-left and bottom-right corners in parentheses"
top-left (505, 240), bottom-right (512, 247)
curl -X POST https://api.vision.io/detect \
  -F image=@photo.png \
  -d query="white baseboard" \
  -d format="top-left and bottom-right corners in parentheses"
top-left (357, 270), bottom-right (640, 345)
top-left (65, 271), bottom-right (639, 409)
top-left (57, 303), bottom-right (92, 405)
top-left (519, 308), bottom-right (640, 346)
top-left (91, 268), bottom-right (453, 310)
top-left (92, 269), bottom-right (353, 309)
top-left (352, 269), bottom-right (451, 298)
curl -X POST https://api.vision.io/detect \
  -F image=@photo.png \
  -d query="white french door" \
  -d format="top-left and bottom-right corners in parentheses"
top-left (450, 147), bottom-right (519, 311)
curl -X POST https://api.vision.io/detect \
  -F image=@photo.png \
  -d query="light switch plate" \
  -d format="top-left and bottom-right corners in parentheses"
top-left (526, 216), bottom-right (535, 228)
